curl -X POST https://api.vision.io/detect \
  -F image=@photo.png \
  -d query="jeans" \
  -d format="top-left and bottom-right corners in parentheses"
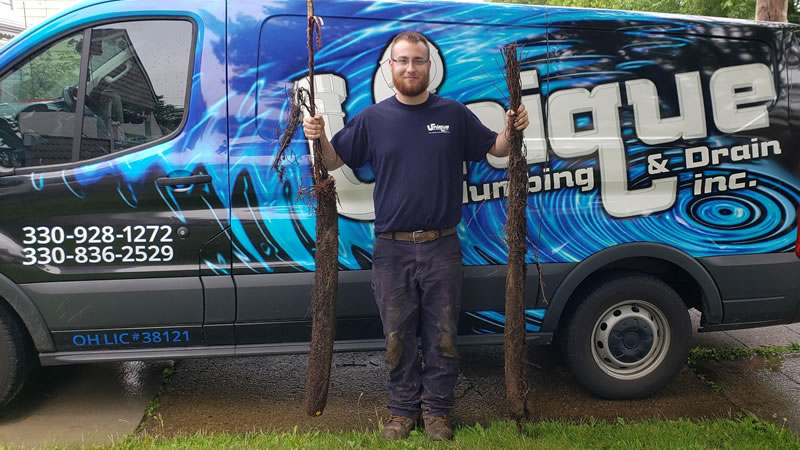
top-left (372, 233), bottom-right (463, 418)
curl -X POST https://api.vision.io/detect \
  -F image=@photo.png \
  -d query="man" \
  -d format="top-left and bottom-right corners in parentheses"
top-left (302, 31), bottom-right (528, 441)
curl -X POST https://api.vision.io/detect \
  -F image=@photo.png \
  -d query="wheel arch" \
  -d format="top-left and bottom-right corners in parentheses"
top-left (0, 273), bottom-right (54, 352)
top-left (541, 242), bottom-right (723, 332)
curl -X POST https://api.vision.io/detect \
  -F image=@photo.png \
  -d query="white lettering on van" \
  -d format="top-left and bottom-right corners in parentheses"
top-left (626, 72), bottom-right (707, 144)
top-left (300, 60), bottom-right (778, 221)
top-left (470, 69), bottom-right (548, 170)
top-left (296, 75), bottom-right (376, 221)
top-left (686, 139), bottom-right (781, 170)
top-left (548, 82), bottom-right (677, 217)
top-left (711, 63), bottom-right (776, 134)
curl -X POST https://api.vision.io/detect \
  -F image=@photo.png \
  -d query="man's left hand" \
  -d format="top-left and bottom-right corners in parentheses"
top-left (506, 104), bottom-right (529, 132)
top-left (488, 104), bottom-right (531, 157)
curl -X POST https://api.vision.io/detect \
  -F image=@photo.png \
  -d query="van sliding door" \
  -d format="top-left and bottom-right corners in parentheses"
top-left (227, 1), bottom-right (550, 345)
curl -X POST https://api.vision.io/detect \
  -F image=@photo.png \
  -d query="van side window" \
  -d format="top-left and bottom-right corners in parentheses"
top-left (80, 20), bottom-right (192, 158)
top-left (0, 33), bottom-right (84, 168)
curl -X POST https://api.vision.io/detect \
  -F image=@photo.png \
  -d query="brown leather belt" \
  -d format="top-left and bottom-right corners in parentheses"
top-left (377, 227), bottom-right (457, 244)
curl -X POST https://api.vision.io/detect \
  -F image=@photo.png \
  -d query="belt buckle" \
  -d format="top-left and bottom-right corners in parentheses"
top-left (412, 230), bottom-right (427, 244)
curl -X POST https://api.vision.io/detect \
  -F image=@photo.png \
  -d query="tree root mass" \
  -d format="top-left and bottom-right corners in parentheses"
top-left (502, 43), bottom-right (531, 422)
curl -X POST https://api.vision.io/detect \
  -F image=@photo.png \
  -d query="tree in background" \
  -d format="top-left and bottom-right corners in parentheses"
top-left (492, 0), bottom-right (759, 21)
top-left (790, 0), bottom-right (800, 22)
top-left (3, 35), bottom-right (82, 102)
top-left (756, 0), bottom-right (788, 21)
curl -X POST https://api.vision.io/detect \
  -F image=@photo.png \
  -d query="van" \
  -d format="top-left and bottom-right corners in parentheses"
top-left (1, 0), bottom-right (799, 408)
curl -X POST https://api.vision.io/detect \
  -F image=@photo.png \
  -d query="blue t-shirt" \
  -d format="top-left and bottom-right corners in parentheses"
top-left (331, 94), bottom-right (497, 233)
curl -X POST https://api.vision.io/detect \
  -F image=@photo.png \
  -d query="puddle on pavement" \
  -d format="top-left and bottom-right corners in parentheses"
top-left (0, 361), bottom-right (169, 448)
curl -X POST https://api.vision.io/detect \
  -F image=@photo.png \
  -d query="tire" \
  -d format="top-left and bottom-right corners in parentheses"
top-left (563, 272), bottom-right (691, 399)
top-left (0, 302), bottom-right (33, 408)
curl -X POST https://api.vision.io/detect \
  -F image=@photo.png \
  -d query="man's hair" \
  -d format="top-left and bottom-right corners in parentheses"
top-left (390, 32), bottom-right (430, 59)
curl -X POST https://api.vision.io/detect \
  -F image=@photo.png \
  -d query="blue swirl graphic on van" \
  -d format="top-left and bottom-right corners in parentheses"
top-left (231, 2), bottom-right (800, 273)
top-left (465, 309), bottom-right (546, 333)
top-left (3, 0), bottom-right (797, 277)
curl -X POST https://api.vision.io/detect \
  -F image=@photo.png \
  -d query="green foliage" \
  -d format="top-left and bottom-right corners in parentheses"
top-left (153, 95), bottom-right (184, 133)
top-left (0, 34), bottom-right (82, 102)
top-left (754, 342), bottom-right (800, 357)
top-left (493, 0), bottom-right (758, 20)
top-left (687, 343), bottom-right (800, 369)
top-left (117, 417), bottom-right (800, 449)
top-left (687, 346), bottom-right (753, 368)
top-left (789, 1), bottom-right (800, 25)
top-left (695, 373), bottom-right (723, 392)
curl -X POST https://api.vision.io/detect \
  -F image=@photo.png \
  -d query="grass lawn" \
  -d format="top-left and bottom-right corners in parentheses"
top-left (112, 416), bottom-right (798, 449)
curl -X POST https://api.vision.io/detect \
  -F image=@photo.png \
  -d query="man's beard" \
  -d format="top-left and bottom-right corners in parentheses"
top-left (392, 70), bottom-right (430, 97)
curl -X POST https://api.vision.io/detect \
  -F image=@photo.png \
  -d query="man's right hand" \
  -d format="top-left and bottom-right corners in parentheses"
top-left (301, 114), bottom-right (344, 170)
top-left (302, 114), bottom-right (326, 140)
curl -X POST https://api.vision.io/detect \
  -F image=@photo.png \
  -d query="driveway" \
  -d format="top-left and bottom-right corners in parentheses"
top-left (3, 310), bottom-right (800, 447)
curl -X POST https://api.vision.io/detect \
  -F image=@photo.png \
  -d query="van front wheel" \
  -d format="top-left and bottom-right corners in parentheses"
top-left (0, 302), bottom-right (33, 408)
top-left (564, 273), bottom-right (691, 399)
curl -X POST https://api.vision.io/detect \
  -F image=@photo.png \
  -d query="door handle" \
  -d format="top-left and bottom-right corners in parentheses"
top-left (156, 174), bottom-right (212, 187)
top-left (156, 174), bottom-right (212, 192)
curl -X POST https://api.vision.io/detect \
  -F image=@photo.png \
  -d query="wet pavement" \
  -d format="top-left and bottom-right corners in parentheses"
top-left (138, 310), bottom-right (800, 436)
top-left (138, 346), bottom-right (737, 436)
top-left (4, 309), bottom-right (800, 447)
top-left (0, 361), bottom-right (170, 448)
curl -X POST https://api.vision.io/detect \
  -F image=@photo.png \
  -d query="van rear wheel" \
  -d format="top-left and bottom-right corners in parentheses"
top-left (0, 302), bottom-right (33, 408)
top-left (564, 273), bottom-right (691, 399)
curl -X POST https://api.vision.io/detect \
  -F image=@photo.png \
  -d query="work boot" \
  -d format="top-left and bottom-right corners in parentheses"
top-left (380, 414), bottom-right (418, 440)
top-left (423, 415), bottom-right (453, 441)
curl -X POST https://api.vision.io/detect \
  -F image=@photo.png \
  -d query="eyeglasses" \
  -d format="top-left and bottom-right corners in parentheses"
top-left (390, 57), bottom-right (429, 67)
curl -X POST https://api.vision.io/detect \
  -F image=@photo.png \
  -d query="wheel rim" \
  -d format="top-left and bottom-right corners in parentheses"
top-left (590, 300), bottom-right (671, 380)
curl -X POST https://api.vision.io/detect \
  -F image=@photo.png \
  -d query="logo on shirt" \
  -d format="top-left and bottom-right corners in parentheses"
top-left (427, 123), bottom-right (451, 134)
